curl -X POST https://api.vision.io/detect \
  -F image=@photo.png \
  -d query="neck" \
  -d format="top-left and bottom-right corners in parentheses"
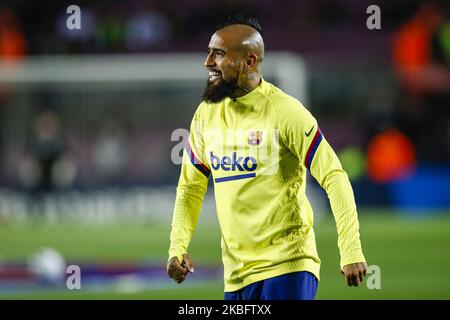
top-left (233, 73), bottom-right (261, 98)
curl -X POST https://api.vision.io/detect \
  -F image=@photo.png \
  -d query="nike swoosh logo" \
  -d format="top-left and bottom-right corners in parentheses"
top-left (305, 125), bottom-right (314, 137)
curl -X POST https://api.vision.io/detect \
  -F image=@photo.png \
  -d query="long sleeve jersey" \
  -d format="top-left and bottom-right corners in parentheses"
top-left (169, 78), bottom-right (365, 292)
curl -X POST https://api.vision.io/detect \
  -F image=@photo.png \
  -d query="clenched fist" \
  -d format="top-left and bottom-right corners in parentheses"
top-left (167, 253), bottom-right (194, 284)
top-left (340, 262), bottom-right (367, 287)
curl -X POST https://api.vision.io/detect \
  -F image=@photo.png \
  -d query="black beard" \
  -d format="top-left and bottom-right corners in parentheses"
top-left (202, 76), bottom-right (238, 103)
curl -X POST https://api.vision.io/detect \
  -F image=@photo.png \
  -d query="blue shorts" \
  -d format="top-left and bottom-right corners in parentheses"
top-left (224, 271), bottom-right (318, 300)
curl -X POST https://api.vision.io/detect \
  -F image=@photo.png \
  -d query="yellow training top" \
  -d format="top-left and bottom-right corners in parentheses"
top-left (169, 78), bottom-right (365, 292)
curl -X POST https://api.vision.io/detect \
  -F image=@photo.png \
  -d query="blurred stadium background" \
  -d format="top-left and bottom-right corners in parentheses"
top-left (0, 0), bottom-right (449, 299)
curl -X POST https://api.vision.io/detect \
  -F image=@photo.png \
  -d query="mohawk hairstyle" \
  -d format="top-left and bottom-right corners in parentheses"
top-left (216, 13), bottom-right (263, 35)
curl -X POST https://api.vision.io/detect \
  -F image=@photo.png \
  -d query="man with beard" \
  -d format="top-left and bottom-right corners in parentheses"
top-left (167, 14), bottom-right (367, 300)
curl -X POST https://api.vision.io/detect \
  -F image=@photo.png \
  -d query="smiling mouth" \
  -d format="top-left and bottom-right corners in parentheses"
top-left (208, 70), bottom-right (222, 82)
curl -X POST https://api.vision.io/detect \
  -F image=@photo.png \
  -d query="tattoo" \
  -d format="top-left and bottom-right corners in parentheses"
top-left (247, 73), bottom-right (257, 81)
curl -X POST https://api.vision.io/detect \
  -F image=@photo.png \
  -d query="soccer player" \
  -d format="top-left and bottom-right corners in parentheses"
top-left (167, 14), bottom-right (367, 300)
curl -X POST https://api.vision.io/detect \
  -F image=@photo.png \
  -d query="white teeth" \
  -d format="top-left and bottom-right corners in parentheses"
top-left (209, 71), bottom-right (220, 76)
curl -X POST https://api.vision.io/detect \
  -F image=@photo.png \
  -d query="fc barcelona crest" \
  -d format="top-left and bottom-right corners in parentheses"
top-left (248, 131), bottom-right (263, 146)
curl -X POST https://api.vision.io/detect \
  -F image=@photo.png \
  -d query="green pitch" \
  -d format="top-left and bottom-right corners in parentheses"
top-left (1, 209), bottom-right (450, 299)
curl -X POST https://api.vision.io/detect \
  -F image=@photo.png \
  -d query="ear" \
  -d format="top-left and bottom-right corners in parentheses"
top-left (244, 54), bottom-right (257, 72)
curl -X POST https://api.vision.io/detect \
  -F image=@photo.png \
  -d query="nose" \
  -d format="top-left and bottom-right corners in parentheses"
top-left (204, 52), bottom-right (215, 69)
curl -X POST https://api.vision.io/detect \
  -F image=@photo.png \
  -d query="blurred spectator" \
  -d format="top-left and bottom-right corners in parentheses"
top-left (392, 2), bottom-right (449, 94)
top-left (94, 8), bottom-right (125, 52)
top-left (433, 14), bottom-right (450, 65)
top-left (366, 129), bottom-right (416, 183)
top-left (0, 8), bottom-right (26, 63)
top-left (92, 118), bottom-right (129, 185)
top-left (125, 10), bottom-right (170, 50)
top-left (18, 110), bottom-right (76, 193)
top-left (392, 1), bottom-right (450, 164)
top-left (338, 146), bottom-right (366, 182)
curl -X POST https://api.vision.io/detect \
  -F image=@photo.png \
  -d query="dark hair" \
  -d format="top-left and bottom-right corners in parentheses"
top-left (216, 13), bottom-right (263, 35)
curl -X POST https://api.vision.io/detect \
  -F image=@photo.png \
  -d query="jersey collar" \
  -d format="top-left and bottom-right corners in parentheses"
top-left (233, 77), bottom-right (270, 110)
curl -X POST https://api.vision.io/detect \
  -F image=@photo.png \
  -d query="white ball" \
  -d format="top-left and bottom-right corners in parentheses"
top-left (28, 247), bottom-right (66, 284)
